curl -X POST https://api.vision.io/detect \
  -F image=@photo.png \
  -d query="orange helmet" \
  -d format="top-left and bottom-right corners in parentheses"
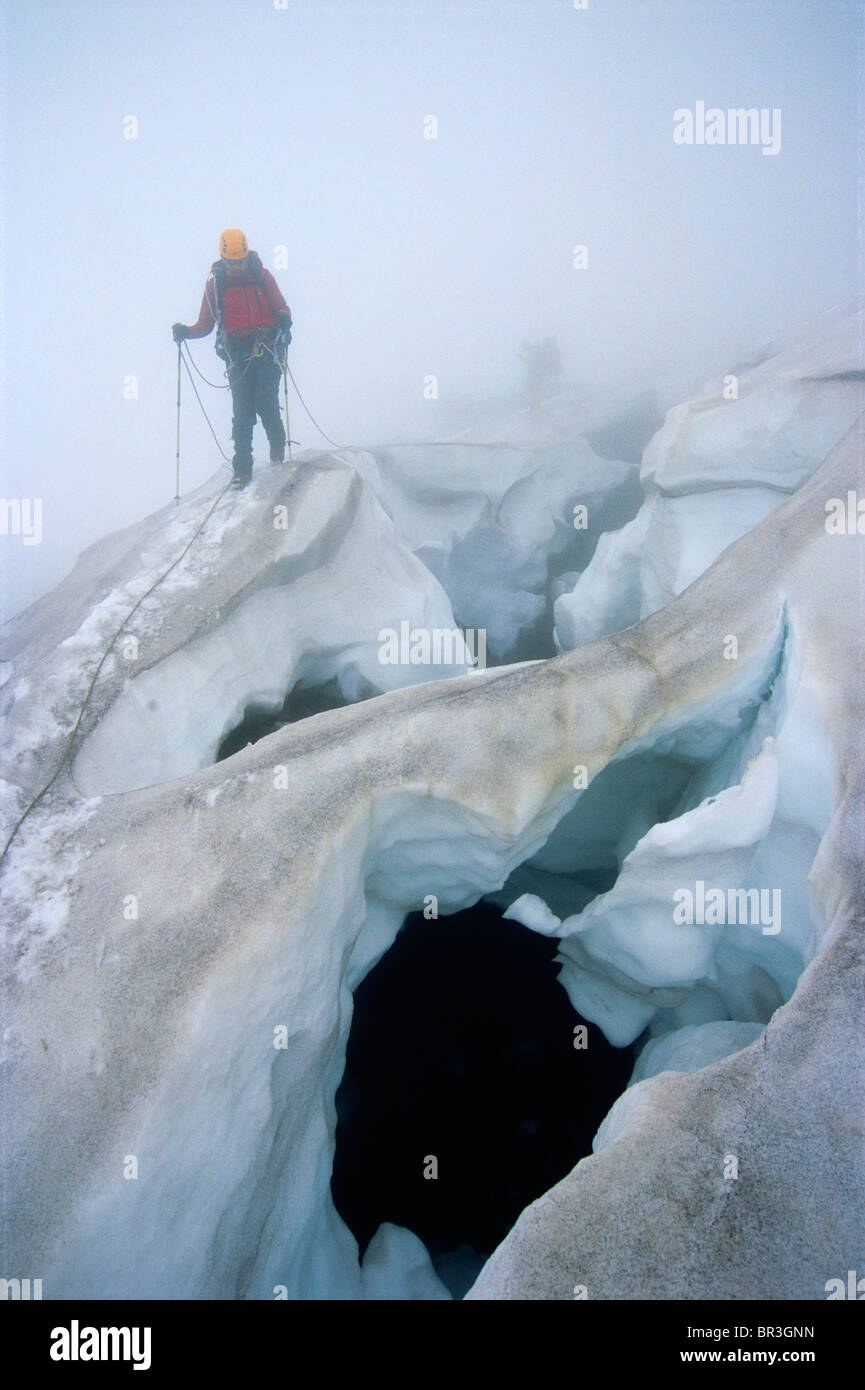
top-left (219, 228), bottom-right (248, 260)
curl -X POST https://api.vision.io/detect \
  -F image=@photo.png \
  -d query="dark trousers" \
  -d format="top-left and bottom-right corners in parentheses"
top-left (227, 344), bottom-right (286, 476)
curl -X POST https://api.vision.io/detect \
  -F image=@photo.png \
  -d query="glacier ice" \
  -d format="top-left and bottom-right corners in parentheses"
top-left (554, 307), bottom-right (864, 649)
top-left (0, 311), bottom-right (863, 1301)
top-left (360, 1223), bottom-right (451, 1300)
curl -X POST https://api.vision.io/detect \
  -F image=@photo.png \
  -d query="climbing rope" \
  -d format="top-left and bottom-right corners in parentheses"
top-left (281, 352), bottom-right (293, 461)
top-left (185, 338), bottom-right (538, 456)
top-left (360, 439), bottom-right (540, 451)
top-left (0, 478), bottom-right (234, 870)
top-left (0, 337), bottom-right (269, 865)
top-left (180, 347), bottom-right (234, 465)
top-left (182, 345), bottom-right (231, 391)
top-left (283, 362), bottom-right (344, 449)
top-left (282, 361), bottom-right (541, 455)
top-left (0, 343), bottom-right (557, 868)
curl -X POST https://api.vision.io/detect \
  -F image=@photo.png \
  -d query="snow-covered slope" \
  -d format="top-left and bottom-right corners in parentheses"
top-left (0, 317), bottom-right (863, 1302)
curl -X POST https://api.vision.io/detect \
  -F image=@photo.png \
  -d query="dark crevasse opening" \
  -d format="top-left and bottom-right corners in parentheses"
top-left (216, 676), bottom-right (362, 761)
top-left (330, 900), bottom-right (637, 1299)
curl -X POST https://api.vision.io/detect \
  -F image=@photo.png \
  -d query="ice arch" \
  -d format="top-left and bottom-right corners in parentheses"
top-left (71, 465), bottom-right (471, 797)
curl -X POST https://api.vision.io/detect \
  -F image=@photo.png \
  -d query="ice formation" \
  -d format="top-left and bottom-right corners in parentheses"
top-left (554, 309), bottom-right (864, 648)
top-left (0, 310), bottom-right (862, 1300)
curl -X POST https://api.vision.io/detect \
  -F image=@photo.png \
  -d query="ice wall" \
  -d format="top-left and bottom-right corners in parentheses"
top-left (555, 307), bottom-right (864, 648)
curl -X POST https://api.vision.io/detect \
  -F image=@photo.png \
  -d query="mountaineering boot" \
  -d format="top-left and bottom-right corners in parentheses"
top-left (269, 443), bottom-right (285, 464)
top-left (230, 469), bottom-right (252, 490)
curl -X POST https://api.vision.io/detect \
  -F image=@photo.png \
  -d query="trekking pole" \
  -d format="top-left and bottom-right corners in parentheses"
top-left (175, 341), bottom-right (182, 505)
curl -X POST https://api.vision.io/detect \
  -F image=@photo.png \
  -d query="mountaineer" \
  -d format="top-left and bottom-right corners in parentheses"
top-left (519, 336), bottom-right (563, 413)
top-left (172, 229), bottom-right (292, 488)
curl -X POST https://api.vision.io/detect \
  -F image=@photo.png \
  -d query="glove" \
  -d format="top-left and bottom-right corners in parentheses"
top-left (172, 323), bottom-right (189, 343)
top-left (277, 311), bottom-right (292, 345)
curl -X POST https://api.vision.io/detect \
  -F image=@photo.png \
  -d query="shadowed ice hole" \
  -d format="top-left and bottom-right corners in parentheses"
top-left (330, 900), bottom-right (637, 1299)
top-left (216, 675), bottom-right (361, 760)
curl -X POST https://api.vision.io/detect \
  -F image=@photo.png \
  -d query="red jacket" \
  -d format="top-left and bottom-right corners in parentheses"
top-left (186, 262), bottom-right (290, 339)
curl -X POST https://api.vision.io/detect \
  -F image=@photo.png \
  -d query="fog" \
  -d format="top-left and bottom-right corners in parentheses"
top-left (1, 0), bottom-right (860, 620)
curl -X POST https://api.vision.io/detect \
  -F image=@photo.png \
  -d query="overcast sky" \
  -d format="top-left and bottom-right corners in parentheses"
top-left (1, 0), bottom-right (861, 619)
